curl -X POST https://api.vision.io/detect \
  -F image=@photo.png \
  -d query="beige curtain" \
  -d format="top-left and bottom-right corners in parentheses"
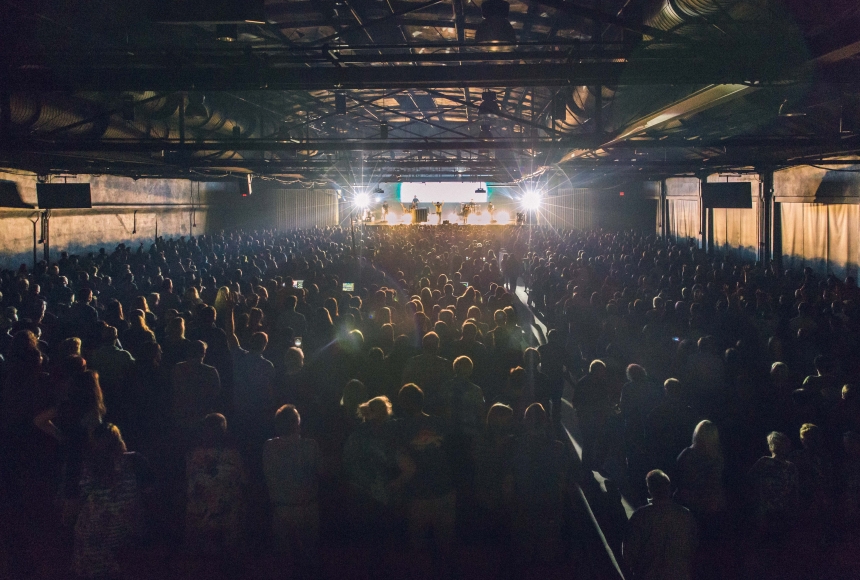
top-left (781, 202), bottom-right (859, 278)
top-left (669, 198), bottom-right (700, 242)
top-left (712, 202), bottom-right (759, 261)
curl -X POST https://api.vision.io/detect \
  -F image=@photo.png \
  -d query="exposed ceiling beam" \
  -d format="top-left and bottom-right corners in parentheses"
top-left (13, 59), bottom-right (853, 91)
top-left (559, 29), bottom-right (860, 163)
top-left (10, 134), bottom-right (856, 153)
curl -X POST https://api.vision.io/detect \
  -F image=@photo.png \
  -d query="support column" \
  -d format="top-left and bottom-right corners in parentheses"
top-left (761, 169), bottom-right (774, 265)
top-left (660, 179), bottom-right (668, 239)
top-left (698, 177), bottom-right (707, 251)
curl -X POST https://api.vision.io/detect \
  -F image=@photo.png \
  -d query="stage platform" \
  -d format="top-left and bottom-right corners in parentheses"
top-left (362, 206), bottom-right (517, 226)
top-left (363, 219), bottom-right (516, 226)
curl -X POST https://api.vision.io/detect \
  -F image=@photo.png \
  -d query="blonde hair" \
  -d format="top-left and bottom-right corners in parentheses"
top-left (357, 396), bottom-right (393, 422)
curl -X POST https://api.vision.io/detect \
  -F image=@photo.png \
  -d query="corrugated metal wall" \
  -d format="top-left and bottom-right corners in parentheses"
top-left (273, 189), bottom-right (338, 230)
top-left (544, 188), bottom-right (597, 229)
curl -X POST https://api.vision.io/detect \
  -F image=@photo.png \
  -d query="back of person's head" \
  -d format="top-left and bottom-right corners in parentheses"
top-left (273, 405), bottom-right (301, 437)
top-left (200, 306), bottom-right (217, 325)
top-left (626, 364), bottom-right (647, 382)
top-left (422, 331), bottom-right (440, 353)
top-left (523, 347), bottom-right (540, 368)
top-left (507, 366), bottom-right (525, 391)
top-left (645, 469), bottom-right (672, 501)
top-left (101, 325), bottom-right (119, 344)
top-left (589, 359), bottom-right (607, 376)
top-left (357, 396), bottom-right (393, 423)
top-left (814, 355), bottom-right (832, 375)
top-left (691, 420), bottom-right (721, 457)
top-left (663, 378), bottom-right (683, 399)
top-left (138, 341), bottom-right (162, 365)
top-left (167, 316), bottom-right (185, 340)
top-left (368, 347), bottom-right (384, 364)
top-left (284, 346), bottom-right (304, 373)
top-left (799, 423), bottom-right (821, 449)
top-left (697, 335), bottom-right (716, 354)
top-left (341, 379), bottom-right (369, 414)
top-left (493, 309), bottom-right (506, 325)
top-left (248, 332), bottom-right (268, 353)
top-left (547, 328), bottom-right (564, 344)
top-left (286, 295), bottom-right (298, 310)
top-left (522, 402), bottom-right (548, 434)
top-left (189, 339), bottom-right (207, 361)
top-left (486, 403), bottom-right (513, 431)
top-left (59, 336), bottom-right (82, 357)
top-left (87, 423), bottom-right (127, 483)
top-left (398, 383), bottom-right (424, 415)
top-left (453, 355), bottom-right (474, 378)
top-left (461, 321), bottom-right (477, 341)
top-left (129, 309), bottom-right (147, 329)
top-left (200, 413), bottom-right (228, 448)
top-left (767, 431), bottom-right (791, 458)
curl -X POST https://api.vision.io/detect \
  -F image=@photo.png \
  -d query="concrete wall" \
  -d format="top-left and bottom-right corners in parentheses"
top-left (0, 170), bottom-right (234, 269)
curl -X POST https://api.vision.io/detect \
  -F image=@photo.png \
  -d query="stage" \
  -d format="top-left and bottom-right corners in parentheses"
top-left (360, 205), bottom-right (517, 226)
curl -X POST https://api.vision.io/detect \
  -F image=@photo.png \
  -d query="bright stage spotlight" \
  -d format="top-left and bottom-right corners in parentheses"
top-left (354, 192), bottom-right (371, 208)
top-left (521, 190), bottom-right (542, 210)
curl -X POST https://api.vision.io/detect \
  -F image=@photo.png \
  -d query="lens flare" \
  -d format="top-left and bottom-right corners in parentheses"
top-left (354, 193), bottom-right (371, 208)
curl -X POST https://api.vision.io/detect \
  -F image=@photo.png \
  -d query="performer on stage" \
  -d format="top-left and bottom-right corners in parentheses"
top-left (411, 195), bottom-right (419, 211)
top-left (487, 201), bottom-right (495, 222)
top-left (435, 201), bottom-right (443, 224)
top-left (462, 201), bottom-right (471, 224)
top-left (382, 200), bottom-right (389, 222)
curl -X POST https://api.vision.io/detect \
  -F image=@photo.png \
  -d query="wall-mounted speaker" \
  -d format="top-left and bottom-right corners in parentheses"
top-left (36, 183), bottom-right (92, 209)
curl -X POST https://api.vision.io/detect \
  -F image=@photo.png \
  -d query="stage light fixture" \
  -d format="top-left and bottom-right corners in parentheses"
top-left (522, 190), bottom-right (541, 210)
top-left (335, 92), bottom-right (347, 115)
top-left (184, 93), bottom-right (209, 119)
top-left (475, 186), bottom-right (487, 194)
top-left (373, 186), bottom-right (384, 194)
top-left (477, 90), bottom-right (500, 117)
top-left (478, 124), bottom-right (493, 140)
top-left (354, 192), bottom-right (371, 208)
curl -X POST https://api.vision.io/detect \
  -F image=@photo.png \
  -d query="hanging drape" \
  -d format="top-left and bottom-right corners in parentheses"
top-left (712, 202), bottom-right (759, 261)
top-left (668, 198), bottom-right (700, 241)
top-left (781, 202), bottom-right (859, 278)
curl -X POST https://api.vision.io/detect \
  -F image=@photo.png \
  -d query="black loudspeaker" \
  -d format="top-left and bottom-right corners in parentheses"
top-left (442, 220), bottom-right (450, 225)
top-left (36, 183), bottom-right (92, 209)
top-left (335, 92), bottom-right (347, 115)
top-left (701, 182), bottom-right (752, 208)
top-left (413, 208), bottom-right (428, 223)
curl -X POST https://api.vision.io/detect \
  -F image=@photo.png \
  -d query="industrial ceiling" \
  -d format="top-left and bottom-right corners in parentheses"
top-left (1, 0), bottom-right (859, 187)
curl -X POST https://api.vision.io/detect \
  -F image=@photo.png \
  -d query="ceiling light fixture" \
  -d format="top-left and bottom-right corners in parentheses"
top-left (216, 24), bottom-right (238, 42)
top-left (184, 93), bottom-right (209, 119)
top-left (475, 0), bottom-right (517, 45)
top-left (778, 99), bottom-right (806, 118)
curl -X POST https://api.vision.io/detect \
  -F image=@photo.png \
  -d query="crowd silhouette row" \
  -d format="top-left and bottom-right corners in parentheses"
top-left (1, 225), bottom-right (859, 580)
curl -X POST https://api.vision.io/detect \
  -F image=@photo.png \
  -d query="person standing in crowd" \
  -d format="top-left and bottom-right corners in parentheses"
top-left (263, 405), bottom-right (321, 574)
top-left (623, 469), bottom-right (698, 580)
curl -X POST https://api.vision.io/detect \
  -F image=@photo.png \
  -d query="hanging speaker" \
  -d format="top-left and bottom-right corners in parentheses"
top-left (553, 91), bottom-right (568, 121)
top-left (335, 92), bottom-right (347, 115)
top-left (380, 123), bottom-right (388, 139)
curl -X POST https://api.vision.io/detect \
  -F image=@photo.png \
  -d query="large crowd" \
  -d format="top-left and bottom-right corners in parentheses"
top-left (1, 224), bottom-right (859, 580)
